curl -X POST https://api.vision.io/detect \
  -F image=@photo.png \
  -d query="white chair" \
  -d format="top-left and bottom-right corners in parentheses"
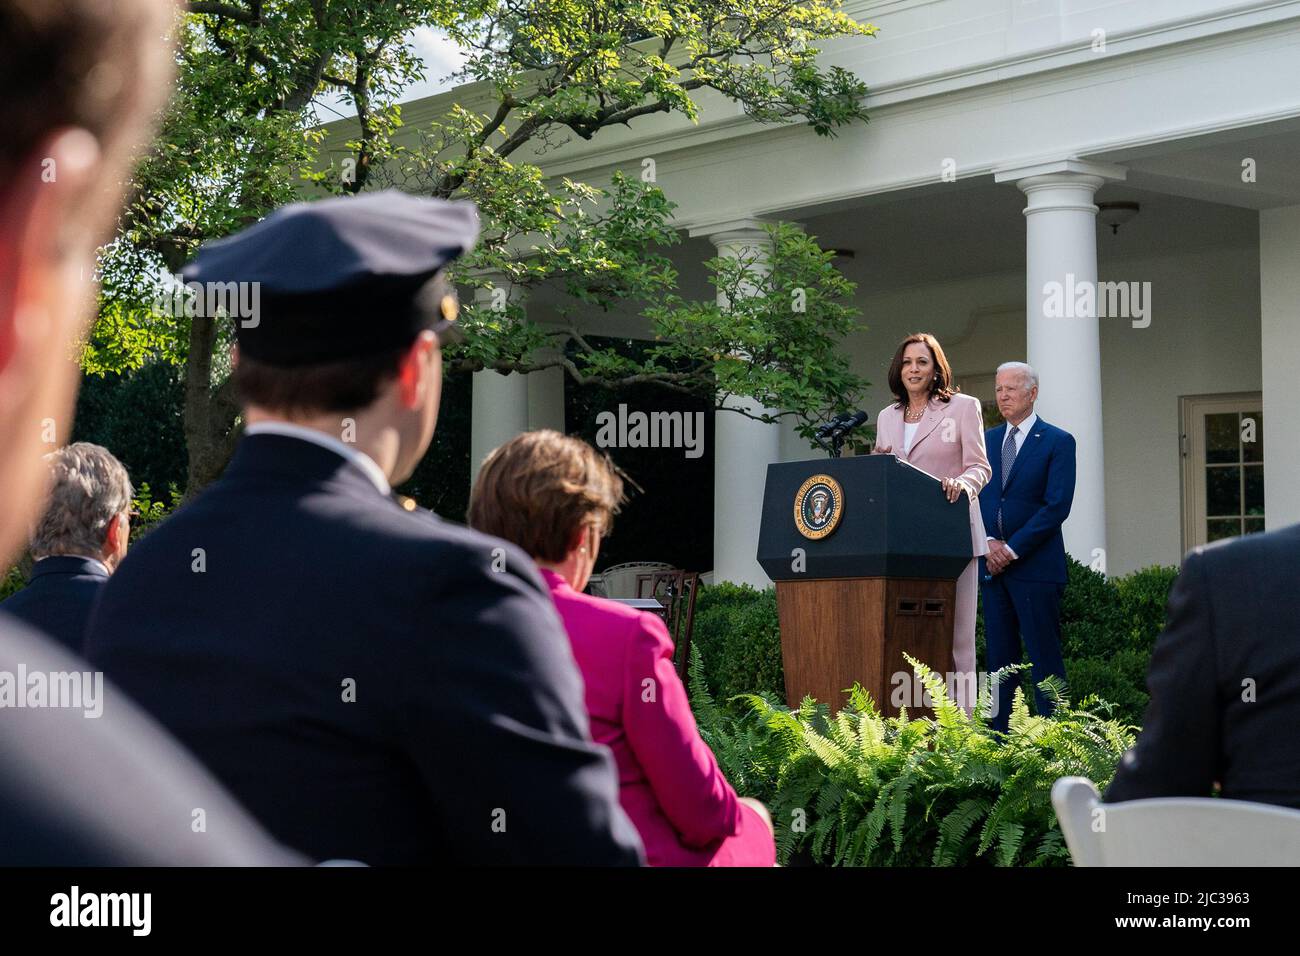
top-left (1052, 776), bottom-right (1300, 866)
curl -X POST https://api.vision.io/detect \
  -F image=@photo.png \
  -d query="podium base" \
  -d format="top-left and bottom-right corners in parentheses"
top-left (774, 577), bottom-right (956, 716)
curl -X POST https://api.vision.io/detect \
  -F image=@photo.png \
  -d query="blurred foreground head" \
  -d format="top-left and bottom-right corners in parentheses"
top-left (0, 0), bottom-right (176, 567)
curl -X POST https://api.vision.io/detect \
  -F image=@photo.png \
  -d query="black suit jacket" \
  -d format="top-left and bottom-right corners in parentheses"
top-left (85, 434), bottom-right (644, 865)
top-left (1, 613), bottom-right (303, 865)
top-left (0, 555), bottom-right (108, 654)
top-left (1106, 523), bottom-right (1300, 808)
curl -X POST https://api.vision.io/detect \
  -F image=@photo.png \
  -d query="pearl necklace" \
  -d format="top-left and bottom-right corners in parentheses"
top-left (904, 404), bottom-right (927, 423)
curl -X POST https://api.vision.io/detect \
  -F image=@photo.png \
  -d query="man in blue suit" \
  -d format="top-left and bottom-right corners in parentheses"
top-left (1, 443), bottom-right (133, 654)
top-left (978, 362), bottom-right (1076, 732)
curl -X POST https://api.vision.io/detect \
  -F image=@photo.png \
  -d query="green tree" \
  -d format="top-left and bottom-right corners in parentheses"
top-left (96, 0), bottom-right (878, 494)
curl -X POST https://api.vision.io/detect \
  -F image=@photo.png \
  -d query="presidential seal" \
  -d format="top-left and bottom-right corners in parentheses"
top-left (793, 474), bottom-right (844, 540)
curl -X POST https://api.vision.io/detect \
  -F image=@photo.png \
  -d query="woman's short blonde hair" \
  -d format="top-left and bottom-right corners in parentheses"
top-left (468, 430), bottom-right (626, 562)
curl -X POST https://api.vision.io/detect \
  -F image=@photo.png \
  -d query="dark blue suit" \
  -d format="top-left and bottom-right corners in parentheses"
top-left (977, 416), bottom-right (1075, 731)
top-left (1, 612), bottom-right (304, 865)
top-left (0, 555), bottom-right (108, 655)
top-left (85, 434), bottom-right (644, 866)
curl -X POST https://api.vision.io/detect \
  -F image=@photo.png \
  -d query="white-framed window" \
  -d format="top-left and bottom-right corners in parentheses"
top-left (1179, 392), bottom-right (1264, 551)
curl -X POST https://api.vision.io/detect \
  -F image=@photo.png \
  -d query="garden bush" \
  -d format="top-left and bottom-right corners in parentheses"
top-left (1, 564), bottom-right (24, 602)
top-left (690, 582), bottom-right (785, 704)
top-left (74, 364), bottom-right (188, 493)
top-left (1059, 558), bottom-right (1127, 659)
top-left (691, 650), bottom-right (1135, 866)
top-left (1116, 565), bottom-right (1179, 647)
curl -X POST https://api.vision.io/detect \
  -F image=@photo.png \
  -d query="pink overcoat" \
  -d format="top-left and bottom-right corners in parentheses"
top-left (541, 569), bottom-right (775, 867)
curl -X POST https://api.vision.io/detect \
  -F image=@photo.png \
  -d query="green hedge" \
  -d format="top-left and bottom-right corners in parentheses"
top-left (690, 583), bottom-right (785, 705)
top-left (691, 558), bottom-right (1178, 727)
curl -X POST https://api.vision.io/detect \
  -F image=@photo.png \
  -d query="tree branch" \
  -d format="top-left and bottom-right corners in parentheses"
top-left (188, 1), bottom-right (255, 21)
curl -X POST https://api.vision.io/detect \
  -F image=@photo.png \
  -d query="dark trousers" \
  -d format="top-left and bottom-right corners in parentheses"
top-left (981, 575), bottom-right (1067, 732)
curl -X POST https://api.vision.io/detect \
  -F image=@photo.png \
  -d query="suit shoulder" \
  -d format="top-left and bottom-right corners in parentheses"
top-left (399, 510), bottom-right (531, 564)
top-left (950, 392), bottom-right (982, 410)
top-left (401, 514), bottom-right (551, 595)
top-left (1039, 420), bottom-right (1075, 444)
top-left (1191, 522), bottom-right (1300, 575)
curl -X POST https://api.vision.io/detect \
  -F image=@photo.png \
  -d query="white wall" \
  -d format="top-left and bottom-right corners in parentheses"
top-left (1098, 245), bottom-right (1261, 572)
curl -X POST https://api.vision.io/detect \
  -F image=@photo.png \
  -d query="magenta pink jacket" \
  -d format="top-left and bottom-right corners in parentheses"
top-left (540, 569), bottom-right (775, 867)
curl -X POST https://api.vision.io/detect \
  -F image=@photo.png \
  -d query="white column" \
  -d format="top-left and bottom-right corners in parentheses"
top-left (526, 349), bottom-right (566, 433)
top-left (688, 218), bottom-right (782, 588)
top-left (470, 284), bottom-right (529, 484)
top-left (1260, 205), bottom-right (1300, 530)
top-left (995, 159), bottom-right (1125, 566)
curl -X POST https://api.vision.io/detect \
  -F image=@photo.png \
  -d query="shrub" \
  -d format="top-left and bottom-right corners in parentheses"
top-left (1059, 558), bottom-right (1126, 660)
top-left (690, 582), bottom-right (785, 704)
top-left (1116, 564), bottom-right (1178, 649)
top-left (1, 564), bottom-right (24, 602)
top-left (130, 482), bottom-right (184, 541)
top-left (74, 364), bottom-right (188, 493)
top-left (1065, 651), bottom-right (1150, 728)
top-left (691, 649), bottom-right (1135, 866)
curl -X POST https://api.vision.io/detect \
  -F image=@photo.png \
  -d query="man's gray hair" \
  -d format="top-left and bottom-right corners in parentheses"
top-left (996, 361), bottom-right (1039, 391)
top-left (30, 443), bottom-right (133, 559)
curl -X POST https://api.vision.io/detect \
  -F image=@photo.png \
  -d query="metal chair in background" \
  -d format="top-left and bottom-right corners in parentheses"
top-left (636, 569), bottom-right (701, 684)
top-left (597, 561), bottom-right (674, 599)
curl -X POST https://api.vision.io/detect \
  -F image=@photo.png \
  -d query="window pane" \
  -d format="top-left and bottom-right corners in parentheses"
top-left (1245, 517), bottom-right (1266, 535)
top-left (1206, 465), bottom-right (1241, 517)
top-left (1241, 411), bottom-right (1263, 463)
top-left (1207, 518), bottom-right (1241, 542)
top-left (1245, 466), bottom-right (1265, 515)
top-left (1205, 413), bottom-right (1240, 464)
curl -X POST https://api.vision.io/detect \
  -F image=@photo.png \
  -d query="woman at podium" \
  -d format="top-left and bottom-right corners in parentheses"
top-left (872, 333), bottom-right (991, 711)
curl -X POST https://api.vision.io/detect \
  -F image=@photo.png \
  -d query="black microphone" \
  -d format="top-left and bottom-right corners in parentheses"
top-left (814, 411), bottom-right (854, 439)
top-left (827, 409), bottom-right (868, 439)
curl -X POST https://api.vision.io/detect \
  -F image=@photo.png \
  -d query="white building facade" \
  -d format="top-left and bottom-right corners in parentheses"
top-left (339, 0), bottom-right (1300, 585)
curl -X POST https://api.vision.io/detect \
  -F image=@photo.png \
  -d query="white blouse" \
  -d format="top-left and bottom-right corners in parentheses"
top-left (903, 420), bottom-right (919, 455)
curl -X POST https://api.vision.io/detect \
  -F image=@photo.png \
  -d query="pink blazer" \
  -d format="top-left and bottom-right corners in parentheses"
top-left (875, 393), bottom-right (992, 557)
top-left (540, 569), bottom-right (773, 866)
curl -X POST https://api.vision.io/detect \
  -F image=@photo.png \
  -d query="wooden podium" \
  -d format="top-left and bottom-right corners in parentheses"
top-left (756, 455), bottom-right (972, 715)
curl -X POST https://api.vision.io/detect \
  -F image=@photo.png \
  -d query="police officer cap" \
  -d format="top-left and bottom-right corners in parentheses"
top-left (181, 190), bottom-right (479, 367)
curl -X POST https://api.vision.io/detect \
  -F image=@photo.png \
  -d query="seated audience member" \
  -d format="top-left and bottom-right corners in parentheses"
top-left (86, 193), bottom-right (643, 867)
top-left (469, 430), bottom-right (777, 867)
top-left (1106, 523), bottom-right (1300, 809)
top-left (2, 443), bottom-right (134, 653)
